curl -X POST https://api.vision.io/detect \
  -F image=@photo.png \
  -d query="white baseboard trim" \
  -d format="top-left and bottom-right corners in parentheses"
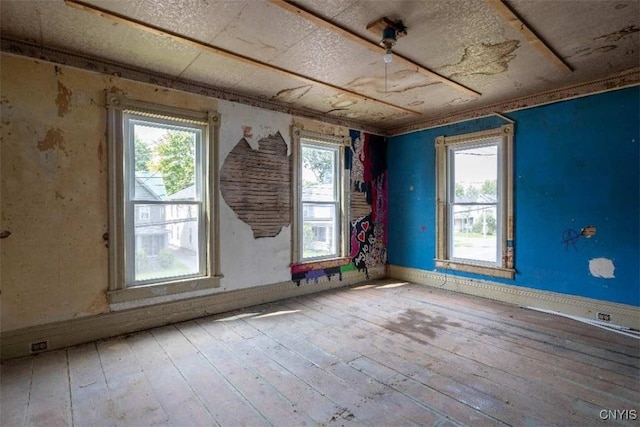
top-left (388, 265), bottom-right (640, 331)
top-left (1, 267), bottom-right (384, 360)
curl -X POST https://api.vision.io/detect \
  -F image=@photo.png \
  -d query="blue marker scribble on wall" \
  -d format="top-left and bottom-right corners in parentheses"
top-left (561, 228), bottom-right (581, 251)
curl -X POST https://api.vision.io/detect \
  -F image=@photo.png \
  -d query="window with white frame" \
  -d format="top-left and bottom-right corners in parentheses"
top-left (435, 124), bottom-right (514, 279)
top-left (107, 94), bottom-right (221, 304)
top-left (292, 128), bottom-right (349, 263)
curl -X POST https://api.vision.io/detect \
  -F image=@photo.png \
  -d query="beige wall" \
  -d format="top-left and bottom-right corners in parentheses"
top-left (0, 54), bottom-right (348, 333)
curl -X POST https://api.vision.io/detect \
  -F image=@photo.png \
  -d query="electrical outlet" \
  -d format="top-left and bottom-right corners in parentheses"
top-left (30, 340), bottom-right (48, 353)
top-left (597, 312), bottom-right (611, 322)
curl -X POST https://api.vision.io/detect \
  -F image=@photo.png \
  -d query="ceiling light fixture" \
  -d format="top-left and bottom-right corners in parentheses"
top-left (380, 19), bottom-right (407, 63)
top-left (379, 19), bottom-right (407, 91)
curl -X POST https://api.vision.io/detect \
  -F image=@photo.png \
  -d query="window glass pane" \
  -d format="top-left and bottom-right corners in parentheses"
top-left (452, 204), bottom-right (498, 263)
top-left (301, 145), bottom-right (335, 202)
top-left (453, 145), bottom-right (497, 203)
top-left (133, 123), bottom-right (198, 200)
top-left (133, 203), bottom-right (201, 284)
top-left (302, 202), bottom-right (336, 259)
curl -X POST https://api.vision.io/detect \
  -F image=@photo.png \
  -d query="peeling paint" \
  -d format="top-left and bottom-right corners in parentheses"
top-left (569, 43), bottom-right (620, 60)
top-left (324, 108), bottom-right (350, 115)
top-left (594, 45), bottom-right (618, 53)
top-left (589, 258), bottom-right (615, 279)
top-left (595, 25), bottom-right (639, 42)
top-left (273, 85), bottom-right (312, 103)
top-left (56, 80), bottom-right (72, 117)
top-left (444, 97), bottom-right (474, 108)
top-left (37, 128), bottom-right (66, 153)
top-left (439, 40), bottom-right (520, 77)
top-left (346, 72), bottom-right (438, 94)
top-left (330, 97), bottom-right (357, 108)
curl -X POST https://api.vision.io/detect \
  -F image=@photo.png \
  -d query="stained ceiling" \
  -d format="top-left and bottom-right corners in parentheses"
top-left (1, 0), bottom-right (639, 134)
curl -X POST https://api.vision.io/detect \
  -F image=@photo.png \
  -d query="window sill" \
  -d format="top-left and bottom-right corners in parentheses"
top-left (434, 259), bottom-right (515, 279)
top-left (291, 257), bottom-right (352, 274)
top-left (108, 275), bottom-right (222, 306)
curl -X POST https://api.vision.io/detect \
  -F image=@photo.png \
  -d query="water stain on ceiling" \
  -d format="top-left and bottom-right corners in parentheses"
top-left (439, 40), bottom-right (521, 78)
top-left (0, 0), bottom-right (638, 133)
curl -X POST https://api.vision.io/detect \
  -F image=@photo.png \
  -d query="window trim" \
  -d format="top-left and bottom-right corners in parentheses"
top-left (291, 127), bottom-right (350, 265)
top-left (435, 124), bottom-right (515, 279)
top-left (106, 93), bottom-right (222, 305)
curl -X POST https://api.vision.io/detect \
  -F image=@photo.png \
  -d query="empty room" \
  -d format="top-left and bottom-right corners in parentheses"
top-left (1, 0), bottom-right (639, 426)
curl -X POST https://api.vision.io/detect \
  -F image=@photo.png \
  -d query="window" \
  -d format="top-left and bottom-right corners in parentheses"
top-left (107, 94), bottom-right (221, 304)
top-left (312, 226), bottom-right (328, 243)
top-left (138, 206), bottom-right (151, 221)
top-left (292, 128), bottom-right (349, 263)
top-left (435, 124), bottom-right (514, 279)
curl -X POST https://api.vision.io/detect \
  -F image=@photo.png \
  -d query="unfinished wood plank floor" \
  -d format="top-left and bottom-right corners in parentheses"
top-left (2, 280), bottom-right (639, 427)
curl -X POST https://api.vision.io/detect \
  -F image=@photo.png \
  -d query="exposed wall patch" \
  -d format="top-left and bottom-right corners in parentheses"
top-left (581, 225), bottom-right (596, 238)
top-left (220, 132), bottom-right (290, 238)
top-left (37, 128), bottom-right (66, 154)
top-left (589, 258), bottom-right (615, 279)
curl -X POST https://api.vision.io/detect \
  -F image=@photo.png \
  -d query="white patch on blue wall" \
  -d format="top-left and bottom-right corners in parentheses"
top-left (588, 258), bottom-right (615, 279)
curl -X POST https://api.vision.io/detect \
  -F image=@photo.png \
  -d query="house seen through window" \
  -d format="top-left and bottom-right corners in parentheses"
top-left (435, 124), bottom-right (514, 279)
top-left (129, 120), bottom-right (205, 285)
top-left (107, 95), bottom-right (221, 303)
top-left (290, 128), bottom-right (352, 264)
top-left (301, 143), bottom-right (340, 260)
top-left (450, 144), bottom-right (499, 264)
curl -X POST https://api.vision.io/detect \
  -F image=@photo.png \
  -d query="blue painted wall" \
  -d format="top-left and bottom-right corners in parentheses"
top-left (388, 87), bottom-right (640, 306)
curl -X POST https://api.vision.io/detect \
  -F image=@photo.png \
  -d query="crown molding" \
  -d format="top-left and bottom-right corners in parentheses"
top-left (2, 36), bottom-right (638, 137)
top-left (388, 67), bottom-right (640, 136)
top-left (0, 36), bottom-right (387, 136)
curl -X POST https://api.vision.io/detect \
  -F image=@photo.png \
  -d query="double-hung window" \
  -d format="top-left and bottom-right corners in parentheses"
top-left (107, 94), bottom-right (221, 304)
top-left (435, 124), bottom-right (514, 279)
top-left (292, 128), bottom-right (349, 263)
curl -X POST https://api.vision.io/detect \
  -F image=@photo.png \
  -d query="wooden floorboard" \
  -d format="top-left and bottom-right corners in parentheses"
top-left (323, 288), bottom-right (639, 399)
top-left (2, 280), bottom-right (638, 426)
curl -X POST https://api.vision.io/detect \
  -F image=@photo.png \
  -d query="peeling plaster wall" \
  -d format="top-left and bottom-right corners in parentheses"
top-left (2, 56), bottom-right (111, 331)
top-left (387, 87), bottom-right (640, 306)
top-left (216, 100), bottom-right (293, 290)
top-left (1, 54), bottom-right (353, 333)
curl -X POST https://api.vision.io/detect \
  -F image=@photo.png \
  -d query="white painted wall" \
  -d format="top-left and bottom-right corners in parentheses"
top-left (217, 100), bottom-right (293, 290)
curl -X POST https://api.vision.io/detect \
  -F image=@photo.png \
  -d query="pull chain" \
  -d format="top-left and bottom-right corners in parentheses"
top-left (385, 61), bottom-right (388, 93)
